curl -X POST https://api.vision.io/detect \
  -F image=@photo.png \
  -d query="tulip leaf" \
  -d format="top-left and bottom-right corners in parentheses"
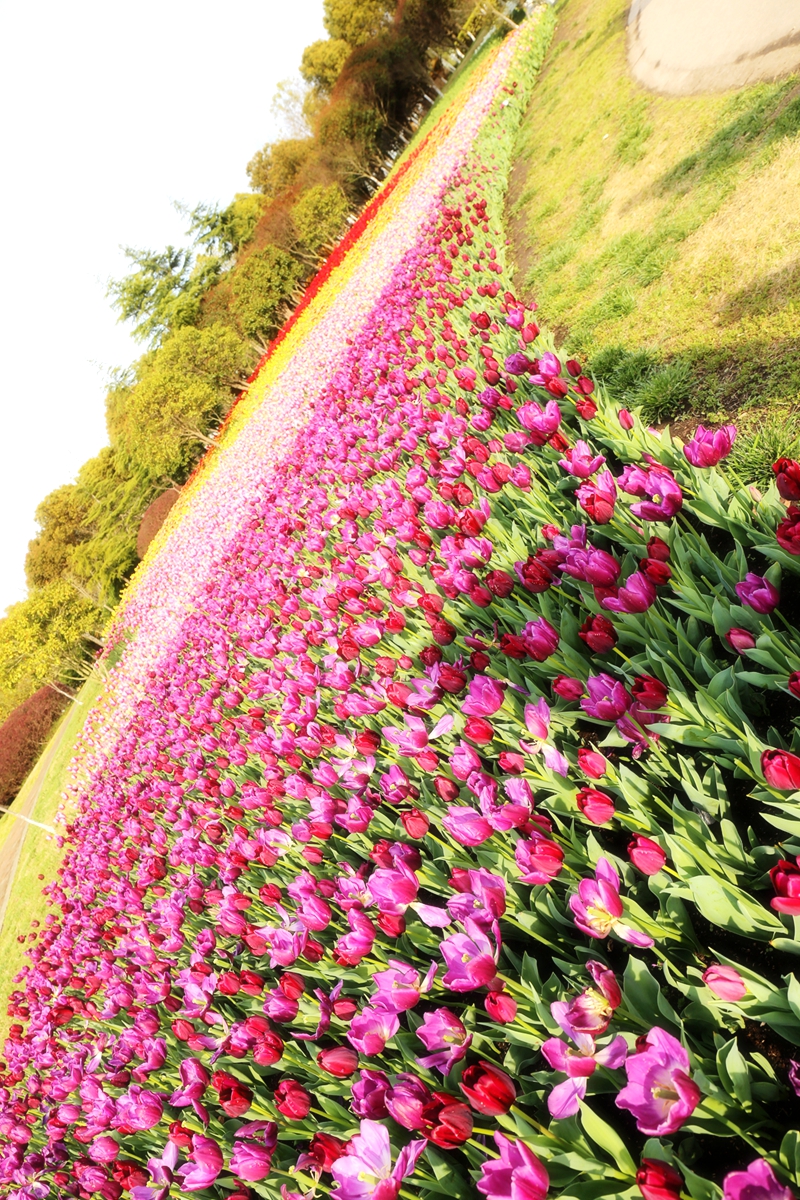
top-left (715, 1037), bottom-right (752, 1108)
top-left (780, 1130), bottom-right (800, 1186)
top-left (579, 1102), bottom-right (637, 1176)
top-left (689, 875), bottom-right (785, 939)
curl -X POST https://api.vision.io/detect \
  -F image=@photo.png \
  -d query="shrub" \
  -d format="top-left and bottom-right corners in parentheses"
top-left (291, 183), bottom-right (350, 253)
top-left (0, 687), bottom-right (67, 805)
top-left (726, 408), bottom-right (800, 489)
top-left (635, 359), bottom-right (693, 423)
top-left (246, 138), bottom-right (314, 197)
top-left (229, 245), bottom-right (305, 340)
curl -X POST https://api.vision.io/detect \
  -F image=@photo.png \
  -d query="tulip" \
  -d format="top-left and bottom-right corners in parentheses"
top-left (577, 471), bottom-right (617, 523)
top-left (579, 614), bottom-right (617, 654)
top-left (443, 806), bottom-right (494, 846)
top-left (774, 458), bottom-right (800, 502)
top-left (735, 573), bottom-right (780, 614)
top-left (723, 1160), bottom-right (794, 1200)
top-left (562, 545), bottom-right (620, 586)
top-left (628, 835), bottom-right (666, 875)
top-left (229, 1141), bottom-right (274, 1183)
top-left (790, 671), bottom-right (800, 699)
top-left (331, 1120), bottom-right (426, 1199)
top-left (683, 424), bottom-right (736, 466)
top-left (516, 399), bottom-right (562, 445)
top-left (462, 675), bottom-right (506, 717)
top-left (212, 1071), bottom-right (253, 1117)
top-left (726, 627), bottom-right (756, 653)
top-left (515, 834), bottom-right (564, 884)
top-left (522, 617), bottom-right (560, 661)
top-left (769, 858), bottom-right (800, 913)
top-left (553, 675), bottom-right (585, 700)
top-left (581, 674), bottom-right (631, 721)
top-left (484, 991), bottom-right (517, 1024)
top-left (177, 1135), bottom-right (224, 1192)
top-left (578, 748), bottom-right (607, 778)
top-left (702, 964), bottom-right (747, 1001)
top-left (576, 787), bottom-right (615, 825)
top-left (351, 1069), bottom-right (390, 1119)
top-left (347, 1007), bottom-right (399, 1055)
top-left (440, 919), bottom-right (499, 990)
top-left (559, 440), bottom-right (606, 478)
top-left (401, 809), bottom-right (429, 838)
top-left (777, 507), bottom-right (800, 554)
top-left (618, 409), bottom-right (634, 430)
top-left (477, 1133), bottom-right (549, 1200)
top-left (416, 1008), bottom-right (472, 1075)
top-left (317, 1046), bottom-right (359, 1077)
top-left (459, 1060), bottom-right (516, 1115)
top-left (762, 749), bottom-right (800, 790)
top-left (570, 857), bottom-right (653, 946)
top-left (637, 1159), bottom-right (684, 1200)
top-left (616, 1026), bottom-right (700, 1135)
top-left (274, 1079), bottom-right (311, 1120)
top-left (631, 675), bottom-right (668, 709)
top-left (464, 715), bottom-right (495, 743)
top-left (542, 1029), bottom-right (627, 1117)
top-left (601, 571), bottom-right (657, 614)
top-left (514, 554), bottom-right (555, 592)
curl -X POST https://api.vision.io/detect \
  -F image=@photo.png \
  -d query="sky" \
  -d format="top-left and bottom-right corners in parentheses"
top-left (0, 0), bottom-right (326, 616)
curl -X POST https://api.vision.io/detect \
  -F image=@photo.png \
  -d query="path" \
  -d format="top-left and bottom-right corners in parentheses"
top-left (628, 0), bottom-right (800, 95)
top-left (0, 719), bottom-right (69, 937)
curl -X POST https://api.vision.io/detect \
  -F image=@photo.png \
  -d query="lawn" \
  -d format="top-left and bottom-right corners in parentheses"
top-left (507, 0), bottom-right (800, 444)
top-left (0, 672), bottom-right (103, 1043)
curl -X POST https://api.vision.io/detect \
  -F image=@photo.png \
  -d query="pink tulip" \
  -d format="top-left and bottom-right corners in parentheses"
top-left (702, 964), bottom-right (747, 1001)
top-left (722, 1160), bottom-right (793, 1200)
top-left (477, 1132), bottom-right (549, 1200)
top-left (616, 1027), bottom-right (700, 1135)
top-left (559, 440), bottom-right (606, 478)
top-left (628, 835), bottom-right (667, 875)
top-left (570, 857), bottom-right (654, 947)
top-left (331, 1119), bottom-right (426, 1200)
top-left (462, 675), bottom-right (506, 717)
top-left (683, 424), bottom-right (736, 467)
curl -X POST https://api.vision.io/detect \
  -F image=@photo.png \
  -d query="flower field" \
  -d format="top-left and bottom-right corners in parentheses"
top-left (5, 11), bottom-right (800, 1199)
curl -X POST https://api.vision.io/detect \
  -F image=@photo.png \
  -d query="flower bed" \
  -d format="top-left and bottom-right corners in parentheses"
top-left (3, 12), bottom-right (800, 1200)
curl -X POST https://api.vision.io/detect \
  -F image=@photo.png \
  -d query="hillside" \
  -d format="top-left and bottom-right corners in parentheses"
top-left (507, 0), bottom-right (800, 456)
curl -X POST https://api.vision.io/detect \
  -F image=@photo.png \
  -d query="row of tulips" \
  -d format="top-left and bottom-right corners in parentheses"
top-left (3, 11), bottom-right (800, 1200)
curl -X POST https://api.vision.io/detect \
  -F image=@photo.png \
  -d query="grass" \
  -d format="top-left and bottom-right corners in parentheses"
top-left (0, 672), bottom-right (103, 1043)
top-left (724, 407), bottom-right (800, 490)
top-left (507, 0), bottom-right (800, 426)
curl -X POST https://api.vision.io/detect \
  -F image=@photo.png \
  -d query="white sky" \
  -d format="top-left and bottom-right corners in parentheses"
top-left (0, 0), bottom-right (326, 616)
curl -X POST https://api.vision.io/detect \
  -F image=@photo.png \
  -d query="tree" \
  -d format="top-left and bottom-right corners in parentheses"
top-left (300, 39), bottom-right (352, 95)
top-left (246, 138), bottom-right (314, 197)
top-left (25, 485), bottom-right (92, 589)
top-left (108, 245), bottom-right (223, 347)
top-left (323, 0), bottom-right (392, 46)
top-left (186, 193), bottom-right (266, 258)
top-left (229, 247), bottom-right (305, 341)
top-left (106, 324), bottom-right (254, 481)
top-left (271, 78), bottom-right (313, 138)
top-left (0, 581), bottom-right (101, 722)
top-left (292, 184), bottom-right (350, 255)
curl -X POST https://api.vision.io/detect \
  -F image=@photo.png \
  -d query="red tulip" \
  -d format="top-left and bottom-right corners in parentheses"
top-left (274, 1079), bottom-right (311, 1120)
top-left (762, 749), bottom-right (800, 790)
top-left (459, 1060), bottom-right (516, 1115)
top-left (629, 835), bottom-right (667, 875)
top-left (576, 788), bottom-right (615, 825)
top-left (636, 1158), bottom-right (684, 1200)
top-left (773, 458), bottom-right (800, 502)
top-left (317, 1046), bottom-right (359, 1078)
top-left (770, 858), bottom-right (800, 913)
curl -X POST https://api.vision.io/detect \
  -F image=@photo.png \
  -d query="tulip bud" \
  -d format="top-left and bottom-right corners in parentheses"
top-left (553, 675), bottom-right (585, 700)
top-left (628, 835), bottom-right (666, 875)
top-left (401, 809), bottom-right (430, 838)
top-left (274, 1080), bottom-right (311, 1120)
top-left (577, 748), bottom-right (607, 778)
top-left (317, 1046), bottom-right (359, 1078)
top-left (579, 614), bottom-right (618, 654)
top-left (434, 776), bottom-right (460, 802)
top-left (636, 1158), bottom-right (683, 1200)
top-left (576, 788), bottom-right (615, 825)
top-left (702, 964), bottom-right (747, 1001)
top-left (484, 990), bottom-right (518, 1023)
top-left (725, 627), bottom-right (756, 654)
top-left (618, 409), bottom-right (635, 430)
top-left (464, 716), bottom-right (494, 744)
top-left (762, 749), bottom-right (800, 790)
top-left (459, 1061), bottom-right (517, 1115)
top-left (789, 671), bottom-right (800, 700)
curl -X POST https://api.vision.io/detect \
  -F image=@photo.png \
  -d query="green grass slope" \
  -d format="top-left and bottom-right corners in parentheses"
top-left (507, 0), bottom-right (800, 445)
top-left (0, 674), bottom-right (103, 1042)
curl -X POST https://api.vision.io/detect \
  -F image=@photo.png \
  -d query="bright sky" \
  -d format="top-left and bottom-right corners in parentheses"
top-left (0, 0), bottom-right (325, 616)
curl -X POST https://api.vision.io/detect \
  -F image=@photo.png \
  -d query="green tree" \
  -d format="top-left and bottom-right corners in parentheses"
top-left (300, 39), bottom-right (352, 94)
top-left (187, 193), bottom-right (265, 258)
top-left (25, 485), bottom-right (92, 589)
top-left (108, 245), bottom-right (223, 346)
top-left (292, 184), bottom-right (350, 254)
top-left (246, 138), bottom-right (314, 196)
top-left (107, 324), bottom-right (254, 481)
top-left (323, 0), bottom-right (391, 45)
top-left (0, 581), bottom-right (101, 720)
top-left (229, 247), bottom-right (305, 341)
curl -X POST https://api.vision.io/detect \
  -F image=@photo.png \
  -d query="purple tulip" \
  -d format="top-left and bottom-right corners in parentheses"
top-left (522, 616), bottom-right (560, 661)
top-left (683, 424), bottom-right (736, 467)
top-left (516, 400), bottom-right (562, 443)
top-left (228, 1140), bottom-right (274, 1182)
top-left (616, 1026), bottom-right (700, 1135)
top-left (440, 919), bottom-right (500, 991)
top-left (580, 674), bottom-right (632, 721)
top-left (416, 1007), bottom-right (473, 1075)
top-left (735, 573), bottom-right (779, 614)
top-left (351, 1069), bottom-right (391, 1119)
top-left (477, 1132), bottom-right (549, 1200)
top-left (114, 1086), bottom-right (163, 1132)
top-left (176, 1135), bottom-right (224, 1191)
top-left (331, 1119), bottom-right (426, 1199)
top-left (561, 545), bottom-right (621, 586)
top-left (722, 1160), bottom-right (793, 1200)
top-left (542, 1029), bottom-right (627, 1117)
top-left (569, 857), bottom-right (654, 947)
top-left (443, 806), bottom-right (494, 846)
top-left (505, 352), bottom-right (533, 375)
top-left (372, 960), bottom-right (437, 1013)
top-left (620, 463), bottom-right (683, 521)
top-left (559, 440), bottom-right (606, 478)
top-left (347, 1006), bottom-right (400, 1055)
top-left (462, 675), bottom-right (506, 717)
top-left (601, 571), bottom-right (657, 614)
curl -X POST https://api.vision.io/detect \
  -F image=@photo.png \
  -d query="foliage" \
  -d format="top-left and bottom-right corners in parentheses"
top-left (0, 687), bottom-right (67, 805)
top-left (291, 182), bottom-right (350, 253)
top-left (186, 193), bottom-right (266, 257)
top-left (107, 244), bottom-right (224, 347)
top-left (0, 581), bottom-right (100, 720)
top-left (323, 0), bottom-right (392, 46)
top-left (246, 137), bottom-right (314, 196)
top-left (300, 37), bottom-right (352, 94)
top-left (508, 0), bottom-right (800, 416)
top-left (107, 324), bottom-right (254, 481)
top-left (24, 486), bottom-right (91, 590)
top-left (726, 408), bottom-right (800, 489)
top-left (229, 245), bottom-right (305, 340)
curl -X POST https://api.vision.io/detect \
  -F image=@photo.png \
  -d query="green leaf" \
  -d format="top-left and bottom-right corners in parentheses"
top-left (580, 1102), bottom-right (637, 1176)
top-left (689, 875), bottom-right (785, 939)
top-left (715, 1037), bottom-right (752, 1108)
